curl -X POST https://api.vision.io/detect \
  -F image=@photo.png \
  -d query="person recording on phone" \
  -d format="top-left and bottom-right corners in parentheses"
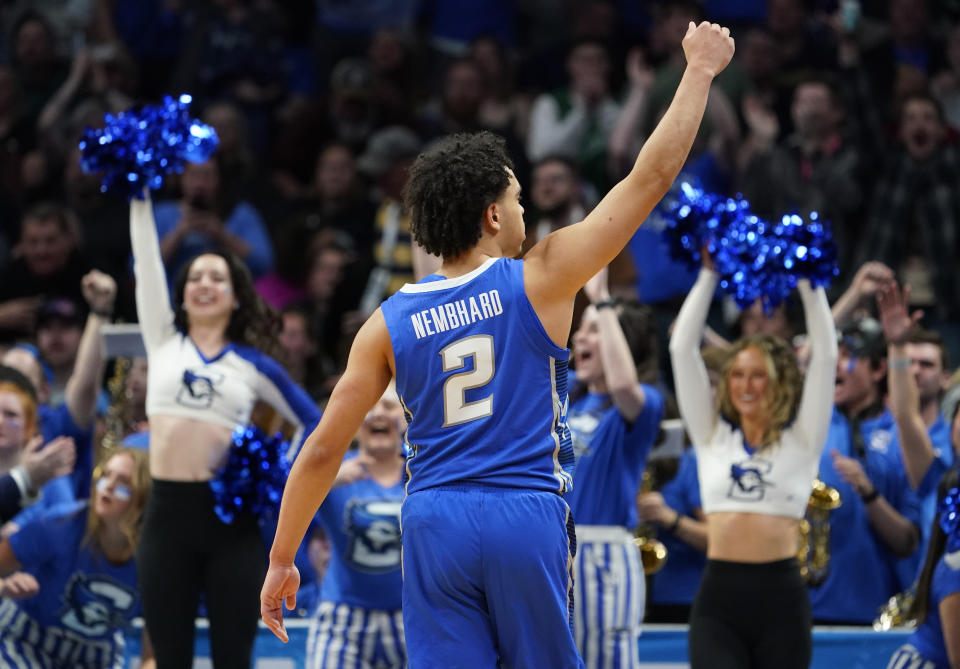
top-left (152, 154), bottom-right (275, 283)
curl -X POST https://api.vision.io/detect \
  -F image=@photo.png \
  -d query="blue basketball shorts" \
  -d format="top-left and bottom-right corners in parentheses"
top-left (401, 485), bottom-right (585, 669)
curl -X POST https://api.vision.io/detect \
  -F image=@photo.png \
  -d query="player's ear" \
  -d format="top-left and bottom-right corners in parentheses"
top-left (484, 202), bottom-right (501, 233)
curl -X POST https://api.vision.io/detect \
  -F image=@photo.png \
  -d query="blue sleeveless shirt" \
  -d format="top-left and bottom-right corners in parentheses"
top-left (380, 257), bottom-right (574, 495)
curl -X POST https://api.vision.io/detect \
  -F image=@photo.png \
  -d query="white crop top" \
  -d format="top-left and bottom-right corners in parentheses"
top-left (669, 269), bottom-right (838, 519)
top-left (130, 199), bottom-right (320, 446)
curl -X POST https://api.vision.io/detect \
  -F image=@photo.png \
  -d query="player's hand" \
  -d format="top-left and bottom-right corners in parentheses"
top-left (261, 561), bottom-right (300, 643)
top-left (682, 21), bottom-right (735, 78)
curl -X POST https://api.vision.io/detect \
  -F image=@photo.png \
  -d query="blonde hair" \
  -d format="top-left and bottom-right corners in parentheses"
top-left (0, 381), bottom-right (37, 440)
top-left (716, 334), bottom-right (803, 449)
top-left (84, 448), bottom-right (151, 553)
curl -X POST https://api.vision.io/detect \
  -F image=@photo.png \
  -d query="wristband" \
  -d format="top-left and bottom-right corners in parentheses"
top-left (594, 299), bottom-right (617, 310)
top-left (666, 512), bottom-right (682, 533)
top-left (888, 357), bottom-right (911, 371)
top-left (860, 487), bottom-right (880, 504)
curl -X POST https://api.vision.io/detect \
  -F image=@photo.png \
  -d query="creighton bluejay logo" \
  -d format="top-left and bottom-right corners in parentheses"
top-left (345, 499), bottom-right (402, 573)
top-left (58, 573), bottom-right (137, 636)
top-left (177, 368), bottom-right (223, 408)
top-left (728, 459), bottom-right (775, 501)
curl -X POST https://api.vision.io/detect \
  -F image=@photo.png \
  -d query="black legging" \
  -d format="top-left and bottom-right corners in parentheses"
top-left (688, 558), bottom-right (812, 669)
top-left (137, 479), bottom-right (266, 668)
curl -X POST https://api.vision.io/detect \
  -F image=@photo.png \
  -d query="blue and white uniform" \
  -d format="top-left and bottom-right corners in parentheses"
top-left (130, 198), bottom-right (321, 668)
top-left (810, 408), bottom-right (923, 623)
top-left (887, 552), bottom-right (960, 669)
top-left (566, 381), bottom-right (663, 668)
top-left (132, 201), bottom-right (321, 454)
top-left (381, 257), bottom-right (582, 669)
top-left (0, 503), bottom-right (139, 669)
top-left (671, 268), bottom-right (837, 669)
top-left (308, 469), bottom-right (405, 668)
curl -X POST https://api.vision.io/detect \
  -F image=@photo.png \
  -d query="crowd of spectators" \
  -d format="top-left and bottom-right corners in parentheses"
top-left (1, 0), bottom-right (960, 659)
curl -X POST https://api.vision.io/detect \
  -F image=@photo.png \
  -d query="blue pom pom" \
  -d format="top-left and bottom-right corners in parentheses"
top-left (209, 425), bottom-right (290, 524)
top-left (661, 181), bottom-right (839, 311)
top-left (78, 94), bottom-right (219, 200)
top-left (941, 485), bottom-right (960, 554)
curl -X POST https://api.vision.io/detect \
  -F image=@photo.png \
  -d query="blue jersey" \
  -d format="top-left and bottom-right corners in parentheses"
top-left (809, 408), bottom-right (923, 622)
top-left (565, 382), bottom-right (664, 527)
top-left (651, 447), bottom-right (707, 606)
top-left (316, 474), bottom-right (404, 610)
top-left (1, 502), bottom-right (139, 668)
top-left (908, 554), bottom-right (960, 669)
top-left (40, 403), bottom-right (95, 499)
top-left (12, 404), bottom-right (95, 529)
top-left (380, 257), bottom-right (574, 494)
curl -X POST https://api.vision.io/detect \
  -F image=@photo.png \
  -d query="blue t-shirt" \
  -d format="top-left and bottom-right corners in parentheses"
top-left (650, 447), bottom-right (707, 606)
top-left (381, 257), bottom-right (574, 495)
top-left (12, 403), bottom-right (96, 528)
top-left (40, 402), bottom-right (94, 499)
top-left (808, 407), bottom-right (923, 623)
top-left (565, 383), bottom-right (664, 527)
top-left (908, 553), bottom-right (960, 669)
top-left (151, 200), bottom-right (275, 281)
top-left (316, 475), bottom-right (403, 610)
top-left (4, 503), bottom-right (139, 667)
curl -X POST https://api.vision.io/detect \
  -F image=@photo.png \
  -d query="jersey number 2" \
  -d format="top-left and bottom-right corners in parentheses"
top-left (440, 335), bottom-right (494, 427)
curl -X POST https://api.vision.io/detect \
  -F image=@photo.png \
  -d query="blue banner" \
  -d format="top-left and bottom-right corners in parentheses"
top-left (123, 622), bottom-right (911, 668)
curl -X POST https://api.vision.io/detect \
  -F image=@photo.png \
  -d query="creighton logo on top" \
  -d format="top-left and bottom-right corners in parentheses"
top-left (177, 368), bottom-right (223, 409)
top-left (728, 459), bottom-right (775, 501)
top-left (58, 573), bottom-right (137, 637)
top-left (344, 499), bottom-right (402, 573)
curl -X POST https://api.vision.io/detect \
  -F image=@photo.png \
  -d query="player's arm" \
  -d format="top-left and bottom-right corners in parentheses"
top-left (262, 309), bottom-right (393, 640)
top-left (523, 22), bottom-right (734, 302)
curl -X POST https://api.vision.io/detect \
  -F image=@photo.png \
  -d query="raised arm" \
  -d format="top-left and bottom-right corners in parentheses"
top-left (64, 270), bottom-right (116, 430)
top-left (668, 268), bottom-right (717, 448)
top-left (524, 22), bottom-right (734, 302)
top-left (130, 196), bottom-right (176, 350)
top-left (583, 266), bottom-right (645, 422)
top-left (877, 281), bottom-right (933, 489)
top-left (261, 309), bottom-right (393, 642)
top-left (795, 279), bottom-right (838, 451)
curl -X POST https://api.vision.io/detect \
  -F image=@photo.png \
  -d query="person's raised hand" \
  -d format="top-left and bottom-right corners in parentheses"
top-left (682, 21), bottom-right (735, 79)
top-left (851, 261), bottom-right (895, 301)
top-left (584, 265), bottom-right (611, 304)
top-left (876, 281), bottom-right (923, 346)
top-left (81, 269), bottom-right (117, 318)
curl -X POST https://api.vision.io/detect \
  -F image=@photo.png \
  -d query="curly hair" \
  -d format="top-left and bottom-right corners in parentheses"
top-left (716, 334), bottom-right (803, 449)
top-left (173, 251), bottom-right (281, 358)
top-left (402, 131), bottom-right (514, 258)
